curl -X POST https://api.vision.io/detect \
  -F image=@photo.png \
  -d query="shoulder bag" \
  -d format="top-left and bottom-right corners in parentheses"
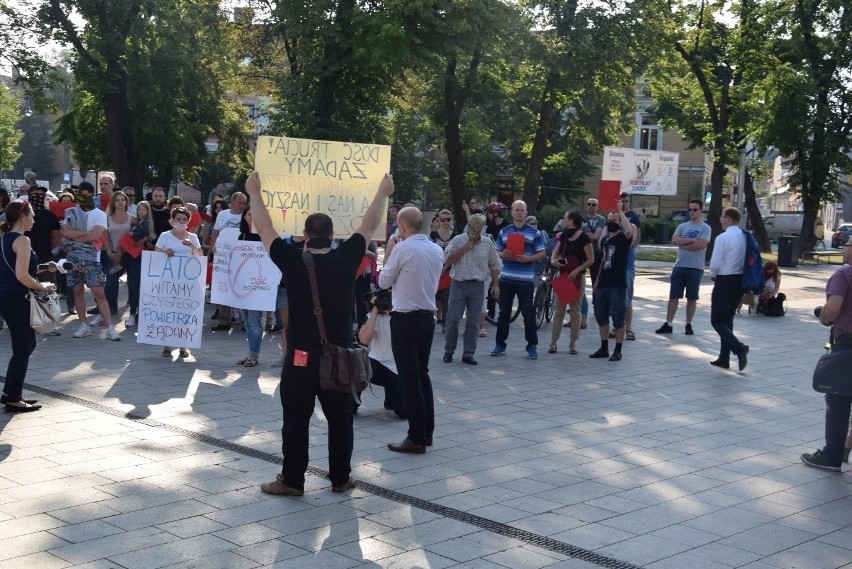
top-left (813, 347), bottom-right (852, 396)
top-left (2, 234), bottom-right (62, 334)
top-left (302, 252), bottom-right (371, 401)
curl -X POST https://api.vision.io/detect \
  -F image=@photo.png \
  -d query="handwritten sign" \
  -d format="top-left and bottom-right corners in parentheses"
top-left (137, 251), bottom-right (205, 349)
top-left (210, 228), bottom-right (281, 311)
top-left (254, 136), bottom-right (391, 239)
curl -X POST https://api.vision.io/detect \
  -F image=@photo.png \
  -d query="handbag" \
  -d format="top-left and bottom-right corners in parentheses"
top-left (1, 234), bottom-right (62, 334)
top-left (812, 348), bottom-right (852, 396)
top-left (302, 252), bottom-right (371, 401)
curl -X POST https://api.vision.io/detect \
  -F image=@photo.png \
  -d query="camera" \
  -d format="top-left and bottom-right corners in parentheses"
top-left (814, 306), bottom-right (822, 318)
top-left (372, 288), bottom-right (393, 312)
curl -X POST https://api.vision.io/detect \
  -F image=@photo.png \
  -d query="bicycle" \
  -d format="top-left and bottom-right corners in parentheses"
top-left (484, 288), bottom-right (521, 325)
top-left (534, 270), bottom-right (556, 329)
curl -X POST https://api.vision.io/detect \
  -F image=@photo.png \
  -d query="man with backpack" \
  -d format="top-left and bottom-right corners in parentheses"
top-left (708, 207), bottom-right (750, 371)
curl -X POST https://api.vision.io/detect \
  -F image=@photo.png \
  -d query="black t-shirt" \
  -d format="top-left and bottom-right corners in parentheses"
top-left (270, 233), bottom-right (365, 350)
top-left (556, 230), bottom-right (590, 265)
top-left (151, 208), bottom-right (170, 239)
top-left (25, 211), bottom-right (60, 261)
top-left (486, 220), bottom-right (509, 241)
top-left (598, 231), bottom-right (629, 288)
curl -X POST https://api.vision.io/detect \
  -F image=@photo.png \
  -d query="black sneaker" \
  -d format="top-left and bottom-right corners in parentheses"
top-left (655, 322), bottom-right (673, 334)
top-left (685, 323), bottom-right (694, 335)
top-left (800, 449), bottom-right (841, 472)
top-left (589, 348), bottom-right (610, 359)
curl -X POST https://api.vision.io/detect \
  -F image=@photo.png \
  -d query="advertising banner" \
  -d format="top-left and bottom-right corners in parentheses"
top-left (254, 136), bottom-right (392, 239)
top-left (210, 228), bottom-right (281, 311)
top-left (601, 146), bottom-right (679, 195)
top-left (137, 251), bottom-right (206, 349)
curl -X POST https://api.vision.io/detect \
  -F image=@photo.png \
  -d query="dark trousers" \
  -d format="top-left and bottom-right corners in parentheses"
top-left (822, 340), bottom-right (852, 466)
top-left (369, 359), bottom-right (408, 419)
top-left (125, 253), bottom-right (141, 315)
top-left (279, 348), bottom-right (353, 491)
top-left (710, 274), bottom-right (745, 365)
top-left (390, 313), bottom-right (435, 445)
top-left (0, 296), bottom-right (37, 401)
top-left (102, 250), bottom-right (123, 314)
top-left (496, 279), bottom-right (537, 349)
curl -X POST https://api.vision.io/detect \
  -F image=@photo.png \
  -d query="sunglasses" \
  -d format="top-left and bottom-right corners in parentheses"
top-left (688, 208), bottom-right (700, 212)
top-left (439, 218), bottom-right (451, 222)
top-left (586, 203), bottom-right (597, 206)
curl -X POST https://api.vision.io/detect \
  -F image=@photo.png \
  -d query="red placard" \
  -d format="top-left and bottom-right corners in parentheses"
top-left (187, 211), bottom-right (202, 231)
top-left (598, 180), bottom-right (621, 211)
top-left (49, 201), bottom-right (77, 219)
top-left (119, 233), bottom-right (145, 259)
top-left (355, 255), bottom-right (371, 279)
top-left (551, 273), bottom-right (580, 305)
top-left (437, 269), bottom-right (451, 291)
top-left (506, 233), bottom-right (525, 258)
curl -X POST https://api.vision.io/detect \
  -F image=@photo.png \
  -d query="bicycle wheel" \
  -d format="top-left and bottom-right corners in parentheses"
top-left (545, 284), bottom-right (555, 322)
top-left (534, 284), bottom-right (547, 329)
top-left (485, 290), bottom-right (522, 325)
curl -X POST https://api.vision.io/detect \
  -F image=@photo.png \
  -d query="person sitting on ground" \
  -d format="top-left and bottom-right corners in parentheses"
top-left (757, 261), bottom-right (785, 316)
top-left (356, 291), bottom-right (408, 419)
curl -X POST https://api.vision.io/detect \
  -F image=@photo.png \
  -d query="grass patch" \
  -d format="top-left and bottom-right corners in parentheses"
top-left (636, 251), bottom-right (676, 262)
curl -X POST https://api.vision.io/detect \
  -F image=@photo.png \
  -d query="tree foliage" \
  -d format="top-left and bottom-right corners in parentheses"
top-left (0, 82), bottom-right (23, 170)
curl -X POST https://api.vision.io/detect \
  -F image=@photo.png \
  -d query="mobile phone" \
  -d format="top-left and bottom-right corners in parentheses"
top-left (37, 263), bottom-right (50, 271)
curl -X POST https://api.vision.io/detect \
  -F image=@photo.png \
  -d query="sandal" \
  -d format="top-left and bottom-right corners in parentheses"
top-left (580, 320), bottom-right (587, 329)
top-left (626, 330), bottom-right (636, 341)
top-left (179, 348), bottom-right (190, 358)
top-left (569, 346), bottom-right (578, 355)
top-left (243, 357), bottom-right (259, 368)
top-left (548, 345), bottom-right (557, 354)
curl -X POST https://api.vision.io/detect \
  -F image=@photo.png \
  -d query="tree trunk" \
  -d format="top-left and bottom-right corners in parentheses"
top-left (522, 76), bottom-right (557, 215)
top-left (444, 57), bottom-right (466, 225)
top-left (705, 149), bottom-right (726, 260)
top-left (799, 195), bottom-right (819, 252)
top-left (102, 69), bottom-right (141, 191)
top-left (743, 167), bottom-right (770, 252)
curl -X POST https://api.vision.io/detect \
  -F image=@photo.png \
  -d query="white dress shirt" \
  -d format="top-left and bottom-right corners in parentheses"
top-left (709, 225), bottom-right (746, 277)
top-left (378, 234), bottom-right (443, 312)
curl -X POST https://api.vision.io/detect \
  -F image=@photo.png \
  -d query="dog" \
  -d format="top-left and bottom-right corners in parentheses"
top-left (737, 292), bottom-right (756, 315)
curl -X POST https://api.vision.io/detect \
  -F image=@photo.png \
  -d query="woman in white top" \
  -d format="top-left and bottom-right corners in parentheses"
top-left (357, 292), bottom-right (407, 419)
top-left (155, 206), bottom-right (203, 358)
top-left (99, 191), bottom-right (134, 324)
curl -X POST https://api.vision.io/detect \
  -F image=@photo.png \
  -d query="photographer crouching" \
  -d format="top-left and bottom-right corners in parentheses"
top-left (356, 289), bottom-right (407, 419)
top-left (801, 237), bottom-right (852, 472)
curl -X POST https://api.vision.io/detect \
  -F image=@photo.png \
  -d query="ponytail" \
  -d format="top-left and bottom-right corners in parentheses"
top-left (0, 200), bottom-right (32, 233)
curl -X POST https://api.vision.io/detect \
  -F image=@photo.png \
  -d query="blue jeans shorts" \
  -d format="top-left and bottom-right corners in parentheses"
top-left (624, 266), bottom-right (635, 308)
top-left (66, 259), bottom-right (106, 289)
top-left (669, 267), bottom-right (702, 301)
top-left (594, 287), bottom-right (626, 329)
top-left (277, 286), bottom-right (289, 311)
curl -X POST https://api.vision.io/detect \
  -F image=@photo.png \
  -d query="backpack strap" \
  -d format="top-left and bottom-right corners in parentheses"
top-left (302, 251), bottom-right (327, 344)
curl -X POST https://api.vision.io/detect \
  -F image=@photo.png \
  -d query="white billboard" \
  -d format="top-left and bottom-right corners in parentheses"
top-left (601, 146), bottom-right (679, 195)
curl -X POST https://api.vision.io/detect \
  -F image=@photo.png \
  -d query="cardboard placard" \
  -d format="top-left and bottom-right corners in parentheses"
top-left (506, 233), bottom-right (525, 258)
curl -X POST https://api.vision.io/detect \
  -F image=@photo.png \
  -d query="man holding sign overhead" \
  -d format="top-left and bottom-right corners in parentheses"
top-left (247, 170), bottom-right (394, 497)
top-left (491, 200), bottom-right (546, 360)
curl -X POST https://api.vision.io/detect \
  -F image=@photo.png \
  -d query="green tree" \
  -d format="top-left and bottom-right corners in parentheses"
top-left (753, 0), bottom-right (852, 251)
top-left (0, 83), bottom-right (23, 171)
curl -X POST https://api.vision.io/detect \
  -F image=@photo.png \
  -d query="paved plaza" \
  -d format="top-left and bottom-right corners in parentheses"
top-left (1, 259), bottom-right (850, 568)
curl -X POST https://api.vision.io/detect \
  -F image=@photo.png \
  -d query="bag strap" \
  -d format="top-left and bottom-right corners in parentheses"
top-left (1, 234), bottom-right (14, 274)
top-left (302, 251), bottom-right (328, 344)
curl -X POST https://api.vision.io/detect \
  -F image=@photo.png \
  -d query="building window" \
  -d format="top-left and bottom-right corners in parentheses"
top-left (637, 126), bottom-right (661, 151)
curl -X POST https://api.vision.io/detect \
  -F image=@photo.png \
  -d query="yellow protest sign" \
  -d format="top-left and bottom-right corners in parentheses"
top-left (254, 136), bottom-right (391, 239)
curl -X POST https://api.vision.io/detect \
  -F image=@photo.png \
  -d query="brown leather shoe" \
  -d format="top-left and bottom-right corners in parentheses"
top-left (387, 438), bottom-right (426, 454)
top-left (332, 477), bottom-right (356, 493)
top-left (260, 474), bottom-right (304, 496)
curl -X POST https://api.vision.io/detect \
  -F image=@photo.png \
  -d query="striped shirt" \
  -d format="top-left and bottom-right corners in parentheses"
top-left (495, 223), bottom-right (546, 282)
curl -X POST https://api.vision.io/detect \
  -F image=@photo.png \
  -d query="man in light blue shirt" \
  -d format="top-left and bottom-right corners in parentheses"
top-left (656, 199), bottom-right (711, 335)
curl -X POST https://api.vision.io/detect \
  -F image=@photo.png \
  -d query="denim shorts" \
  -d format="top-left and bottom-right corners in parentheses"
top-left (624, 267), bottom-right (635, 308)
top-left (594, 287), bottom-right (626, 329)
top-left (669, 266), bottom-right (703, 301)
top-left (66, 259), bottom-right (106, 289)
top-left (276, 285), bottom-right (289, 311)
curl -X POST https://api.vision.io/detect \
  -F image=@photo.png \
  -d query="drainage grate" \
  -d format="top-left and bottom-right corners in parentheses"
top-left (5, 379), bottom-right (642, 569)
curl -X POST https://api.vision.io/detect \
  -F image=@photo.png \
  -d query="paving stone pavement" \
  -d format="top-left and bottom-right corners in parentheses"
top-left (1, 261), bottom-right (850, 568)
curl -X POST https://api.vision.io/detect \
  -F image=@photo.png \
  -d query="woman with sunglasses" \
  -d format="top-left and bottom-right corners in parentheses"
top-left (430, 209), bottom-right (457, 329)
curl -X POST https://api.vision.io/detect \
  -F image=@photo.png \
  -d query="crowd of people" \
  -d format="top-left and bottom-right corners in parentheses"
top-left (1, 172), bottom-right (849, 480)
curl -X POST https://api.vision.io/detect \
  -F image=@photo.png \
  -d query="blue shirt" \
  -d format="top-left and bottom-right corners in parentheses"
top-left (495, 223), bottom-right (546, 282)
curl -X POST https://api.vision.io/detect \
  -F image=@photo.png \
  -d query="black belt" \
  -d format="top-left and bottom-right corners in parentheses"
top-left (832, 333), bottom-right (852, 350)
top-left (390, 310), bottom-right (434, 316)
top-left (459, 279), bottom-right (483, 283)
top-left (715, 274), bottom-right (742, 279)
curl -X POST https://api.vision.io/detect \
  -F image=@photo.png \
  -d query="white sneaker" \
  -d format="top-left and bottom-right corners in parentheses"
top-left (106, 326), bottom-right (121, 341)
top-left (73, 323), bottom-right (92, 338)
top-left (126, 315), bottom-right (136, 327)
top-left (90, 315), bottom-right (104, 327)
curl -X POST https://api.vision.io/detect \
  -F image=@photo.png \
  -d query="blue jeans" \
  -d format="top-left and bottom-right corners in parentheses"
top-left (125, 253), bottom-right (141, 314)
top-left (101, 250), bottom-right (124, 314)
top-left (593, 287), bottom-right (626, 329)
top-left (495, 279), bottom-right (537, 349)
top-left (390, 312), bottom-right (435, 445)
top-left (240, 309), bottom-right (264, 356)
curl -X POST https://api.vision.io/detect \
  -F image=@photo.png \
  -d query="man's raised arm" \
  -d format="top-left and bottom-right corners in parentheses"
top-left (244, 172), bottom-right (280, 253)
top-left (355, 174), bottom-right (395, 245)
